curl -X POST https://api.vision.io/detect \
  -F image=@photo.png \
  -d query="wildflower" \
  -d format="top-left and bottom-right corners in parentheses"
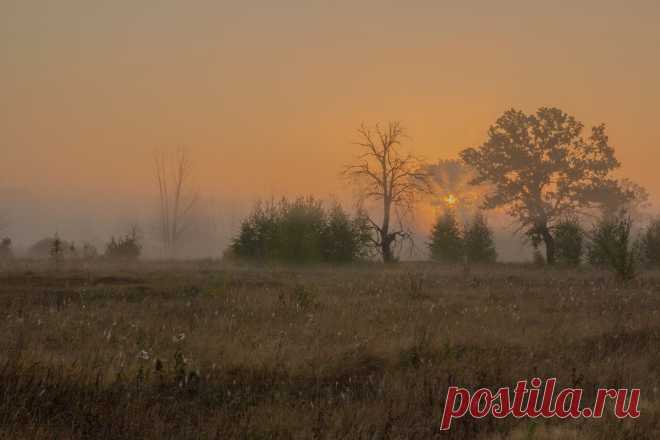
top-left (138, 350), bottom-right (150, 360)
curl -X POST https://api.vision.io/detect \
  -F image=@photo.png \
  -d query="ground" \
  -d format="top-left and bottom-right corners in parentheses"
top-left (0, 260), bottom-right (658, 439)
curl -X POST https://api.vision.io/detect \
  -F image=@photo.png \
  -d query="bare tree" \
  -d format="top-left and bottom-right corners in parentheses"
top-left (154, 147), bottom-right (198, 257)
top-left (343, 122), bottom-right (430, 263)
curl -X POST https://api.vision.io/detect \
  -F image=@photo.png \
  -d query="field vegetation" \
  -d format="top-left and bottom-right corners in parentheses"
top-left (0, 261), bottom-right (658, 439)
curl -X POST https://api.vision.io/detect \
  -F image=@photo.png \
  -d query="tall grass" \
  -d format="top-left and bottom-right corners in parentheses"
top-left (0, 262), bottom-right (658, 439)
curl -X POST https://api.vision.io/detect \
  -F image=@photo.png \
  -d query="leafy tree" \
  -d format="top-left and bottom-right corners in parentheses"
top-left (463, 212), bottom-right (497, 264)
top-left (554, 217), bottom-right (584, 267)
top-left (461, 107), bottom-right (628, 265)
top-left (428, 209), bottom-right (463, 263)
top-left (344, 122), bottom-right (430, 263)
top-left (640, 218), bottom-right (660, 268)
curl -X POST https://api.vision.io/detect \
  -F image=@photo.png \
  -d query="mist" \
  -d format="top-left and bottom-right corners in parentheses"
top-left (2, 1), bottom-right (660, 261)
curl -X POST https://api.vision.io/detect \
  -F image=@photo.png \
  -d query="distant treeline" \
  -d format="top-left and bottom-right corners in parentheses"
top-left (2, 107), bottom-right (659, 278)
top-left (0, 229), bottom-right (142, 264)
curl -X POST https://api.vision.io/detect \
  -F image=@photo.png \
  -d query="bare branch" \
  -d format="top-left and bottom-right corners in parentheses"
top-left (342, 121), bottom-right (429, 262)
top-left (154, 147), bottom-right (198, 257)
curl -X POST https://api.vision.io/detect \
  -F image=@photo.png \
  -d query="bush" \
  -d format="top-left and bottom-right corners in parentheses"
top-left (0, 237), bottom-right (12, 260)
top-left (428, 209), bottom-right (463, 263)
top-left (640, 219), bottom-right (660, 268)
top-left (587, 212), bottom-right (637, 280)
top-left (463, 212), bottom-right (497, 264)
top-left (105, 228), bottom-right (141, 261)
top-left (554, 217), bottom-right (583, 267)
top-left (231, 197), bottom-right (371, 263)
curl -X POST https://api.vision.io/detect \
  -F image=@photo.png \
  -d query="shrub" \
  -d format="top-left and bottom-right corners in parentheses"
top-left (105, 228), bottom-right (142, 261)
top-left (428, 209), bottom-right (463, 263)
top-left (587, 212), bottom-right (637, 281)
top-left (640, 219), bottom-right (660, 268)
top-left (463, 212), bottom-right (497, 264)
top-left (554, 217), bottom-right (584, 267)
top-left (231, 197), bottom-right (371, 263)
top-left (0, 237), bottom-right (12, 259)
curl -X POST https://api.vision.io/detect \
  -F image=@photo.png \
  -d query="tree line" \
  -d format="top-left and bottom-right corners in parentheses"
top-left (0, 106), bottom-right (656, 276)
top-left (229, 106), bottom-right (657, 277)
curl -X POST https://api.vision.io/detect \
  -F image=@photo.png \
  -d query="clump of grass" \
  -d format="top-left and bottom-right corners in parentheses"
top-left (292, 283), bottom-right (317, 310)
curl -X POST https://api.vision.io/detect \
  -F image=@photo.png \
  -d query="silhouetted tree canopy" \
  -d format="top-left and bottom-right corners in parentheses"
top-left (428, 209), bottom-right (463, 263)
top-left (463, 212), bottom-right (497, 264)
top-left (589, 178), bottom-right (649, 219)
top-left (461, 107), bottom-right (629, 265)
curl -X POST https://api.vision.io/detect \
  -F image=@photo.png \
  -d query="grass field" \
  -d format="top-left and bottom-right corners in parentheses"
top-left (0, 261), bottom-right (658, 439)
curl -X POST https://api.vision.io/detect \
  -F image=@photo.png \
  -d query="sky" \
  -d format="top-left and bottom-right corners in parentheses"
top-left (2, 1), bottom-right (660, 255)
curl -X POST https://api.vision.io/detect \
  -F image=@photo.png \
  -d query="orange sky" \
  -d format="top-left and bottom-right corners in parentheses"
top-left (2, 1), bottom-right (660, 210)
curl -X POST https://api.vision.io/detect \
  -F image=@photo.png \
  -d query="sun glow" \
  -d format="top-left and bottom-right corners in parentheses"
top-left (444, 194), bottom-right (458, 207)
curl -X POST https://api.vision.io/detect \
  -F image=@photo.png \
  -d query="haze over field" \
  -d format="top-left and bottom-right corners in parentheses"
top-left (2, 1), bottom-right (660, 258)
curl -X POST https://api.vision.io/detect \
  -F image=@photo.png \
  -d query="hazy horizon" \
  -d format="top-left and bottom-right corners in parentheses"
top-left (2, 1), bottom-right (660, 258)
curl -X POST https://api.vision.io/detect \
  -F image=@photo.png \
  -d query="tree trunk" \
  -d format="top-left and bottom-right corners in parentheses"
top-left (381, 196), bottom-right (395, 263)
top-left (381, 235), bottom-right (395, 263)
top-left (540, 226), bottom-right (556, 265)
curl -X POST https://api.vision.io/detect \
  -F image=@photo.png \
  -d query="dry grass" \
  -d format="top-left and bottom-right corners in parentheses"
top-left (0, 260), bottom-right (658, 439)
